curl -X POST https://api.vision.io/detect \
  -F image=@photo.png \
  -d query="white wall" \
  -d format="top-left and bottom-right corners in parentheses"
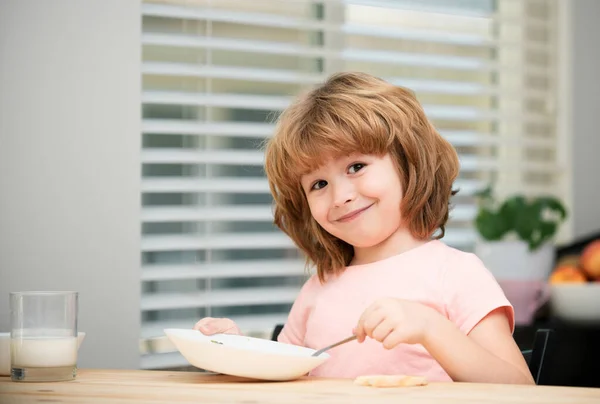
top-left (0, 0), bottom-right (141, 369)
top-left (569, 0), bottom-right (600, 241)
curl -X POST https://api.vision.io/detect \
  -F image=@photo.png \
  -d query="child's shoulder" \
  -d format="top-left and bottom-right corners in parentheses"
top-left (398, 239), bottom-right (483, 270)
top-left (438, 241), bottom-right (487, 271)
top-left (413, 240), bottom-right (492, 283)
top-left (434, 241), bottom-right (498, 287)
top-left (296, 272), bottom-right (325, 296)
top-left (433, 239), bottom-right (481, 260)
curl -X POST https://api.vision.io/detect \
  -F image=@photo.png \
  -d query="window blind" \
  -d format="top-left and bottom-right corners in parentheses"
top-left (140, 0), bottom-right (559, 369)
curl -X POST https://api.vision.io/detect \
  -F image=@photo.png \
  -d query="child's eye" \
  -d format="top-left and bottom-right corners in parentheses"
top-left (348, 163), bottom-right (365, 174)
top-left (311, 180), bottom-right (328, 191)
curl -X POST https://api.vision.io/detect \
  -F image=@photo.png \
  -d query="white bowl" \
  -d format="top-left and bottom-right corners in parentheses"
top-left (550, 283), bottom-right (600, 324)
top-left (0, 331), bottom-right (86, 376)
top-left (164, 328), bottom-right (329, 381)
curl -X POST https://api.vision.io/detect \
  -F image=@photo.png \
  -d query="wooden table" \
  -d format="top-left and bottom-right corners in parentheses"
top-left (1, 369), bottom-right (600, 403)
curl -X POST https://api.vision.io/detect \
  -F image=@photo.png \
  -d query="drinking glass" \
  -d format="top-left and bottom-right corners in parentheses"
top-left (10, 291), bottom-right (78, 382)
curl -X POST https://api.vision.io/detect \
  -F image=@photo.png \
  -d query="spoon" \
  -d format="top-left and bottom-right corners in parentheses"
top-left (311, 335), bottom-right (358, 357)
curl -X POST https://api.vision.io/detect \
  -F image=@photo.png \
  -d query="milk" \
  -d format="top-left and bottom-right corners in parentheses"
top-left (11, 336), bottom-right (77, 368)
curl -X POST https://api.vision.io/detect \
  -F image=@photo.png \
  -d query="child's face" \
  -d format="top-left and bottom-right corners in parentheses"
top-left (300, 153), bottom-right (404, 248)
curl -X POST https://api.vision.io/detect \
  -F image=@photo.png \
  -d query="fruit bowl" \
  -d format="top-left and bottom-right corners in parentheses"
top-left (549, 283), bottom-right (600, 324)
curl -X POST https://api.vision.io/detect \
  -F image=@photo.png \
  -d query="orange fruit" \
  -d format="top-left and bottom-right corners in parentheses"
top-left (549, 264), bottom-right (587, 284)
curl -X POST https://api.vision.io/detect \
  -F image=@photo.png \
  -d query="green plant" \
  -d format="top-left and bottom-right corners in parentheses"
top-left (474, 186), bottom-right (568, 251)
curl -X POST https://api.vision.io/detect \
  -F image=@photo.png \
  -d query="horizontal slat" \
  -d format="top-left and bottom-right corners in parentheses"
top-left (343, 48), bottom-right (495, 71)
top-left (142, 91), bottom-right (291, 110)
top-left (141, 233), bottom-right (294, 252)
top-left (343, 23), bottom-right (494, 47)
top-left (459, 155), bottom-right (499, 171)
top-left (142, 62), bottom-right (325, 84)
top-left (424, 105), bottom-right (498, 121)
top-left (143, 119), bottom-right (273, 137)
top-left (141, 287), bottom-right (300, 311)
top-left (142, 177), bottom-right (270, 193)
top-left (142, 3), bottom-right (331, 31)
top-left (141, 259), bottom-right (307, 281)
top-left (436, 108), bottom-right (548, 124)
top-left (142, 205), bottom-right (274, 223)
top-left (388, 79), bottom-right (496, 96)
top-left (453, 179), bottom-right (485, 196)
top-left (344, 0), bottom-right (493, 18)
top-left (449, 205), bottom-right (477, 222)
top-left (443, 228), bottom-right (476, 247)
top-left (142, 33), bottom-right (328, 58)
top-left (141, 313), bottom-right (289, 340)
top-left (442, 131), bottom-right (556, 148)
top-left (141, 177), bottom-right (482, 195)
top-left (142, 149), bottom-right (264, 165)
top-left (461, 157), bottom-right (560, 173)
top-left (442, 131), bottom-right (498, 146)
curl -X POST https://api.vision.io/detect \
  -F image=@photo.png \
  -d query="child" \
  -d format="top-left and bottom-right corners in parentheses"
top-left (194, 72), bottom-right (534, 385)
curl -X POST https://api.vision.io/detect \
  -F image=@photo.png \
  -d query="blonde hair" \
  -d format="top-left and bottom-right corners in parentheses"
top-left (264, 72), bottom-right (459, 282)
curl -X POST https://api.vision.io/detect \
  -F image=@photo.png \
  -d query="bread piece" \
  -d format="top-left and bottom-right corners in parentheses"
top-left (354, 374), bottom-right (428, 388)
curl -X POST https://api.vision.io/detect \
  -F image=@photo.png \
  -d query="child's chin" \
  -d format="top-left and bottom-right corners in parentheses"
top-left (348, 238), bottom-right (381, 249)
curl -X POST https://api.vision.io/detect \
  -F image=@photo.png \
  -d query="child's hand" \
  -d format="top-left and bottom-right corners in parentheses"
top-left (193, 317), bottom-right (242, 336)
top-left (354, 298), bottom-right (437, 349)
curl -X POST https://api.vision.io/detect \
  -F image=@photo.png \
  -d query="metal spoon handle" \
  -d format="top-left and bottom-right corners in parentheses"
top-left (312, 335), bottom-right (357, 357)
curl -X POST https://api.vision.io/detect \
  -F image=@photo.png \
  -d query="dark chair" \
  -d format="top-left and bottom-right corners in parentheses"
top-left (522, 328), bottom-right (555, 385)
top-left (272, 324), bottom-right (554, 385)
top-left (271, 324), bottom-right (284, 341)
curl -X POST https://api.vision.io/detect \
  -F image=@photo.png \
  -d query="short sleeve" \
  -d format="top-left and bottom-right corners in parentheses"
top-left (277, 274), bottom-right (320, 346)
top-left (442, 251), bottom-right (515, 335)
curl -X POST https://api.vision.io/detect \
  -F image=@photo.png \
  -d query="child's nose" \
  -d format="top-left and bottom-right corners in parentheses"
top-left (332, 182), bottom-right (356, 206)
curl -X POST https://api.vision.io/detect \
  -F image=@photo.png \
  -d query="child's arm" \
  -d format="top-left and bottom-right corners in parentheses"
top-left (430, 252), bottom-right (534, 384)
top-left (423, 307), bottom-right (534, 384)
top-left (355, 299), bottom-right (533, 384)
top-left (355, 250), bottom-right (534, 385)
top-left (277, 274), bottom-right (320, 346)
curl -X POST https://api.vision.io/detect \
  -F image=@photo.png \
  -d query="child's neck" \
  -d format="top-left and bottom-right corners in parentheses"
top-left (350, 227), bottom-right (428, 266)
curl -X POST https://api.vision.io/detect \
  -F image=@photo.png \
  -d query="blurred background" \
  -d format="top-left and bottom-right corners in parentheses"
top-left (0, 0), bottom-right (599, 383)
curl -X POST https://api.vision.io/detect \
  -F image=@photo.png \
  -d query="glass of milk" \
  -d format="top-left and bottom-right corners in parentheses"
top-left (10, 291), bottom-right (78, 382)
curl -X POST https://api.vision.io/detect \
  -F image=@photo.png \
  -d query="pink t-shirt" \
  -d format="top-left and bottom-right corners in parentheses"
top-left (277, 240), bottom-right (514, 381)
